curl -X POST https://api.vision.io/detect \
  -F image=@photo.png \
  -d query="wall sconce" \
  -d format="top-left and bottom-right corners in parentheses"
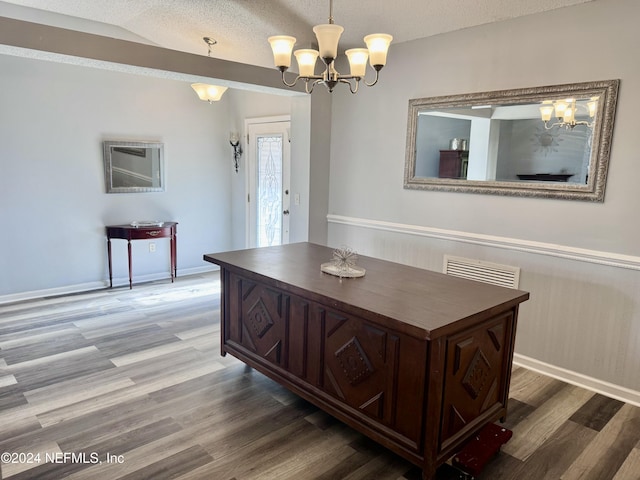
top-left (229, 132), bottom-right (242, 173)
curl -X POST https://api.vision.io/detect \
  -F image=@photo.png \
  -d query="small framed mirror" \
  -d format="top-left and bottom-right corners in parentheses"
top-left (103, 140), bottom-right (165, 193)
top-left (404, 80), bottom-right (619, 201)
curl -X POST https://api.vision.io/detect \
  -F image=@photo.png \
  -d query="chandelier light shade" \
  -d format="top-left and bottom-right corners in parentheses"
top-left (191, 83), bottom-right (228, 103)
top-left (312, 23), bottom-right (344, 60)
top-left (268, 36), bottom-right (296, 69)
top-left (364, 34), bottom-right (393, 66)
top-left (268, 0), bottom-right (392, 94)
top-left (345, 48), bottom-right (368, 77)
top-left (294, 49), bottom-right (320, 76)
top-left (539, 97), bottom-right (598, 130)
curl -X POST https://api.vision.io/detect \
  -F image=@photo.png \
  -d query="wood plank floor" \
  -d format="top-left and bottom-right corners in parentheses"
top-left (1, 273), bottom-right (639, 480)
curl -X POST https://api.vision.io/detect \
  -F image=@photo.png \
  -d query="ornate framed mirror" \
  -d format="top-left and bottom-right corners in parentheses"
top-left (404, 80), bottom-right (619, 201)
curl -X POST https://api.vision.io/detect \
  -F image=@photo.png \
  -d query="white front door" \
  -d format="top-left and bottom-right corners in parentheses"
top-left (246, 119), bottom-right (291, 248)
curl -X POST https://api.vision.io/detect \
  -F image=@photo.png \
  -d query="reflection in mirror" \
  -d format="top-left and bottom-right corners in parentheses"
top-left (404, 80), bottom-right (619, 201)
top-left (103, 141), bottom-right (165, 193)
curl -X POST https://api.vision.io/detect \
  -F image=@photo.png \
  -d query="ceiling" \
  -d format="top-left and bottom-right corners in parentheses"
top-left (1, 0), bottom-right (594, 69)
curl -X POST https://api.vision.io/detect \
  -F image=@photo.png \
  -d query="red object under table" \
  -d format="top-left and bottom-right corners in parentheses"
top-left (451, 423), bottom-right (513, 477)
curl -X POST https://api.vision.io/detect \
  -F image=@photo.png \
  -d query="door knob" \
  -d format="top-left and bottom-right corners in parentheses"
top-left (283, 209), bottom-right (290, 215)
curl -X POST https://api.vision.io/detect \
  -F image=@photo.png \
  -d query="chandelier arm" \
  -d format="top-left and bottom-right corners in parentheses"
top-left (544, 120), bottom-right (594, 130)
top-left (338, 77), bottom-right (360, 94)
top-left (364, 67), bottom-right (381, 87)
top-left (280, 70), bottom-right (301, 88)
top-left (307, 79), bottom-right (324, 94)
top-left (280, 71), bottom-right (327, 88)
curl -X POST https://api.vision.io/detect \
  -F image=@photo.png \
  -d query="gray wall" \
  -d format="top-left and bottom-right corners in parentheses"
top-left (0, 53), bottom-right (317, 300)
top-left (0, 55), bottom-right (233, 296)
top-left (327, 0), bottom-right (640, 400)
top-left (415, 115), bottom-right (471, 177)
top-left (0, 8), bottom-right (328, 300)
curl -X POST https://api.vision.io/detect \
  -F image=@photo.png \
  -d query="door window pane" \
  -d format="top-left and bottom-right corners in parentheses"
top-left (257, 135), bottom-right (283, 247)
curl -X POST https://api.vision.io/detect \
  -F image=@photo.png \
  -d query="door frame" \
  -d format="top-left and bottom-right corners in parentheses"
top-left (244, 115), bottom-right (291, 248)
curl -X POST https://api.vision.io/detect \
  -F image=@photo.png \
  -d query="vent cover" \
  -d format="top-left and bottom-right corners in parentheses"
top-left (443, 255), bottom-right (520, 289)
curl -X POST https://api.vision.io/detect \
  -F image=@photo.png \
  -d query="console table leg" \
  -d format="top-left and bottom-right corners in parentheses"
top-left (170, 234), bottom-right (175, 283)
top-left (127, 240), bottom-right (133, 289)
top-left (107, 238), bottom-right (113, 288)
top-left (172, 230), bottom-right (177, 280)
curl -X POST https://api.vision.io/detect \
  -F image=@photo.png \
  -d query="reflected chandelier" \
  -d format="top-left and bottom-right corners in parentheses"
top-left (539, 97), bottom-right (598, 130)
top-left (268, 0), bottom-right (392, 94)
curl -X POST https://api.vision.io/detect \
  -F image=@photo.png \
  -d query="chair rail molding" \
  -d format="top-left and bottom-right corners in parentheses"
top-left (326, 214), bottom-right (640, 271)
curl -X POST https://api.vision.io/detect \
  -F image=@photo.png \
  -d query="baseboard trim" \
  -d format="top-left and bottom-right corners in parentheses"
top-left (513, 353), bottom-right (640, 407)
top-left (327, 214), bottom-right (640, 271)
top-left (0, 265), bottom-right (219, 305)
top-left (0, 281), bottom-right (108, 306)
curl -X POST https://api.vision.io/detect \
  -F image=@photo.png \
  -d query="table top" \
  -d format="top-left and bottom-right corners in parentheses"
top-left (204, 242), bottom-right (529, 339)
top-left (106, 221), bottom-right (177, 229)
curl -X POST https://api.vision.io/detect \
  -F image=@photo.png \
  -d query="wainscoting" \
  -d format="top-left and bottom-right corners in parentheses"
top-left (327, 214), bottom-right (640, 406)
top-left (1, 274), bottom-right (639, 479)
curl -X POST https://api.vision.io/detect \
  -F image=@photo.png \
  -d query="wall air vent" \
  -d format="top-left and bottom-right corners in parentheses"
top-left (443, 255), bottom-right (520, 289)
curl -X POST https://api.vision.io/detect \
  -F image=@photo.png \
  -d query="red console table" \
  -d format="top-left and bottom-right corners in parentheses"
top-left (106, 222), bottom-right (177, 289)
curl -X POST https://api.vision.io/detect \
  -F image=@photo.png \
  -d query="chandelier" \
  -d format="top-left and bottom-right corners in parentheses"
top-left (268, 0), bottom-right (392, 94)
top-left (539, 97), bottom-right (598, 130)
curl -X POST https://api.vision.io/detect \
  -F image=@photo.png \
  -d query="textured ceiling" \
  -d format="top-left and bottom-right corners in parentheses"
top-left (1, 0), bottom-right (594, 68)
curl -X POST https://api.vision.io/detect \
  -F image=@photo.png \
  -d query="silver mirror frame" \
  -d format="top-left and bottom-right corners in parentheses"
top-left (103, 140), bottom-right (165, 193)
top-left (404, 79), bottom-right (619, 201)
